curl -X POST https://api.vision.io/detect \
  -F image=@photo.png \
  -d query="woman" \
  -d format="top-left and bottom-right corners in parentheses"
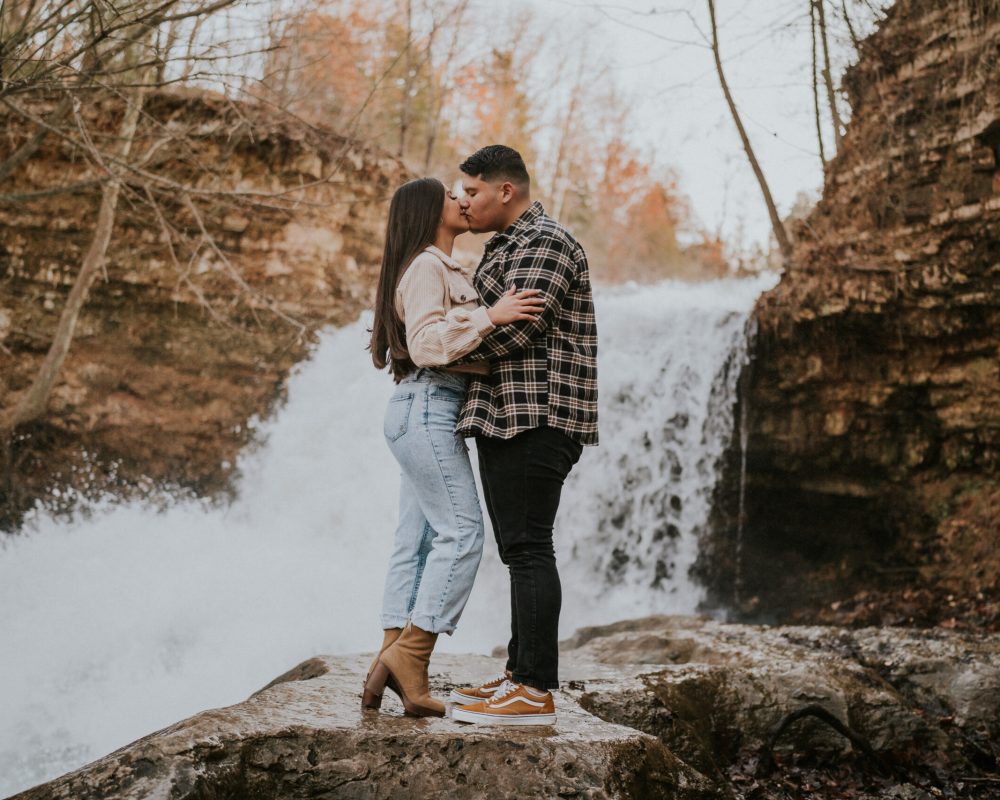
top-left (364, 177), bottom-right (543, 717)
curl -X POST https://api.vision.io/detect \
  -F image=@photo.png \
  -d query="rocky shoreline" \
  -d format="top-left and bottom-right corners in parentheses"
top-left (12, 616), bottom-right (999, 799)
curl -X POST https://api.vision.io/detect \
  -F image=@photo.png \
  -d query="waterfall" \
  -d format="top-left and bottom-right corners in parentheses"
top-left (733, 314), bottom-right (758, 610)
top-left (550, 277), bottom-right (774, 625)
top-left (0, 274), bottom-right (776, 795)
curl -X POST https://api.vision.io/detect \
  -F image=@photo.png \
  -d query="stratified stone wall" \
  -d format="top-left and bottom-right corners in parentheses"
top-left (0, 91), bottom-right (407, 528)
top-left (699, 0), bottom-right (1000, 621)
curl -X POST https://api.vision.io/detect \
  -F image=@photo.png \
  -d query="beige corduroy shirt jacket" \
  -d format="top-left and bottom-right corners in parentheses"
top-left (395, 245), bottom-right (495, 372)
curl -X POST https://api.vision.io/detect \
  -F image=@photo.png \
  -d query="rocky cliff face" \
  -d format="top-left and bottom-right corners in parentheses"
top-left (699, 0), bottom-right (1000, 625)
top-left (0, 91), bottom-right (406, 530)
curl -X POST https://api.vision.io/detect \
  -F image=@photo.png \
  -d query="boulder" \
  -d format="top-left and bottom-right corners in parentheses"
top-left (13, 616), bottom-right (1000, 799)
top-left (9, 650), bottom-right (722, 800)
top-left (565, 616), bottom-right (999, 779)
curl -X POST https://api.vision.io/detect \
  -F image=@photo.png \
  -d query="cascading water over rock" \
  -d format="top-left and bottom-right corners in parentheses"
top-left (553, 277), bottom-right (775, 624)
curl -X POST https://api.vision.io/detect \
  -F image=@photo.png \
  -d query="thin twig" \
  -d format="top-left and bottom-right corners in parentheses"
top-left (182, 193), bottom-right (307, 335)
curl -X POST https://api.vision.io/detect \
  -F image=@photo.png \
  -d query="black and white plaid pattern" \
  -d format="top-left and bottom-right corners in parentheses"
top-left (456, 201), bottom-right (599, 446)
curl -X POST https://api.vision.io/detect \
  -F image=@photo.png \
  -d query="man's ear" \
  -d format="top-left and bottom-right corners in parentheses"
top-left (499, 181), bottom-right (514, 204)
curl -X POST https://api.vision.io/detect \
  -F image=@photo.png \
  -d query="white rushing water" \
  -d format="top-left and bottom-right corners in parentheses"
top-left (0, 275), bottom-right (776, 795)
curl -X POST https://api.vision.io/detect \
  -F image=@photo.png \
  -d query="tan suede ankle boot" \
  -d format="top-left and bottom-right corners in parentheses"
top-left (367, 623), bottom-right (444, 717)
top-left (367, 628), bottom-right (402, 679)
top-left (360, 627), bottom-right (403, 710)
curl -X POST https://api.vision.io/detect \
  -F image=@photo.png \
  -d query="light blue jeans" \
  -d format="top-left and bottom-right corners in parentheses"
top-left (380, 368), bottom-right (485, 635)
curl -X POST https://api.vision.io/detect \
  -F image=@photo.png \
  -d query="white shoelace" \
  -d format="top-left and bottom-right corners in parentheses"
top-left (483, 672), bottom-right (508, 688)
top-left (488, 680), bottom-right (520, 703)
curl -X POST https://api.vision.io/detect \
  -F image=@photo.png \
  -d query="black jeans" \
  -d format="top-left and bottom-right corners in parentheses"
top-left (476, 426), bottom-right (583, 691)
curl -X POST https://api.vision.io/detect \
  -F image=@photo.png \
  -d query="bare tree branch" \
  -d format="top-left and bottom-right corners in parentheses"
top-left (816, 0), bottom-right (845, 152)
top-left (707, 0), bottom-right (792, 262)
top-left (811, 0), bottom-right (827, 168)
top-left (841, 0), bottom-right (862, 51)
top-left (2, 64), bottom-right (150, 432)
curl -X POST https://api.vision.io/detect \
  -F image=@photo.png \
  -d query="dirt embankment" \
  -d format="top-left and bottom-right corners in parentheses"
top-left (0, 91), bottom-right (407, 530)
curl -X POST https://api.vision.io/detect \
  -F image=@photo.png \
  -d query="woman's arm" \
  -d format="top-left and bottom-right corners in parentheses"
top-left (399, 256), bottom-right (544, 367)
top-left (398, 257), bottom-right (496, 367)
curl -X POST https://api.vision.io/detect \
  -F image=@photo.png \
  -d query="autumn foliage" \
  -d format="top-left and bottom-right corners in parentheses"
top-left (257, 0), bottom-right (732, 283)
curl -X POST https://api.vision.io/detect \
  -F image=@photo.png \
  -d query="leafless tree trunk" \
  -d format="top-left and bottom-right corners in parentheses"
top-left (549, 97), bottom-right (577, 221)
top-left (706, 0), bottom-right (792, 261)
top-left (811, 0), bottom-right (827, 168)
top-left (816, 0), bottom-right (845, 152)
top-left (398, 0), bottom-right (413, 157)
top-left (549, 43), bottom-right (594, 221)
top-left (1, 77), bottom-right (148, 432)
top-left (422, 0), bottom-right (468, 171)
top-left (155, 17), bottom-right (181, 84)
top-left (180, 13), bottom-right (207, 79)
top-left (841, 0), bottom-right (862, 50)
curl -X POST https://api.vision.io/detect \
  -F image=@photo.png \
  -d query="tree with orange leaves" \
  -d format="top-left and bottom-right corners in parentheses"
top-left (579, 135), bottom-right (691, 283)
top-left (257, 4), bottom-right (389, 135)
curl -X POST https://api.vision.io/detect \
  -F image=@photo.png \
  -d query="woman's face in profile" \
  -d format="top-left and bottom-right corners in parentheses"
top-left (440, 182), bottom-right (471, 235)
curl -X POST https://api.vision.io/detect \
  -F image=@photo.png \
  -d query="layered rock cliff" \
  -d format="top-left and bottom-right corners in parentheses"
top-left (0, 91), bottom-right (406, 530)
top-left (699, 0), bottom-right (1000, 626)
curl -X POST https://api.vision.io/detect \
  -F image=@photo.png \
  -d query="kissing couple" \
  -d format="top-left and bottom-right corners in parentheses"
top-left (364, 145), bottom-right (598, 725)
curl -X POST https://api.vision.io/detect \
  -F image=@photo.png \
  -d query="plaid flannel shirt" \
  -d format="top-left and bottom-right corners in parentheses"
top-left (455, 201), bottom-right (599, 446)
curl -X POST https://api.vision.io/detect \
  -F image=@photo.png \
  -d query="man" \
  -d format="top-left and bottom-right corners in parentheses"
top-left (447, 145), bottom-right (598, 726)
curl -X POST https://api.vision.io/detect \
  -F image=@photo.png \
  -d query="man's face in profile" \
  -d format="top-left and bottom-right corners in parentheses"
top-left (458, 174), bottom-right (507, 233)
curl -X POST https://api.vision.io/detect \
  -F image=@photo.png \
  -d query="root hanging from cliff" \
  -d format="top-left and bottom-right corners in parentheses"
top-left (757, 703), bottom-right (889, 778)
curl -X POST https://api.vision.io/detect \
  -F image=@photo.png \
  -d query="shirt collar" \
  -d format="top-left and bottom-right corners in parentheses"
top-left (484, 201), bottom-right (546, 253)
top-left (424, 244), bottom-right (465, 272)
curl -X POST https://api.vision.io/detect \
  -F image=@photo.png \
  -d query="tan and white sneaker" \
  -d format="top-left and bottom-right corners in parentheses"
top-left (451, 680), bottom-right (556, 726)
top-left (449, 671), bottom-right (512, 705)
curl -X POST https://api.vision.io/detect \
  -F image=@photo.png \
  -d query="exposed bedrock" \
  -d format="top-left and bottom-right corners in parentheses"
top-left (698, 0), bottom-right (1000, 624)
top-left (13, 617), bottom-right (1000, 799)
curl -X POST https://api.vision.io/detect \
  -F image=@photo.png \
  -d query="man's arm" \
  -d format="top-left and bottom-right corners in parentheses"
top-left (459, 234), bottom-right (577, 363)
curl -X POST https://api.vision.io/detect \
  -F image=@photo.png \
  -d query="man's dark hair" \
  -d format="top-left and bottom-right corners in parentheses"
top-left (460, 145), bottom-right (530, 188)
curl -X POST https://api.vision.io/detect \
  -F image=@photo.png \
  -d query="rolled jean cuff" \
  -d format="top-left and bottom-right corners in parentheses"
top-left (512, 672), bottom-right (559, 692)
top-left (410, 612), bottom-right (457, 636)
top-left (380, 613), bottom-right (410, 629)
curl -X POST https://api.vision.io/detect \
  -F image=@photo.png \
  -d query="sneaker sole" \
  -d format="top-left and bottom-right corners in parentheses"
top-left (449, 689), bottom-right (489, 704)
top-left (451, 707), bottom-right (556, 726)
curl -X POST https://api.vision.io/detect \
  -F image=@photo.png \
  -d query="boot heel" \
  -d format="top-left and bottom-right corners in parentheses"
top-left (362, 661), bottom-right (390, 710)
top-left (361, 687), bottom-right (382, 710)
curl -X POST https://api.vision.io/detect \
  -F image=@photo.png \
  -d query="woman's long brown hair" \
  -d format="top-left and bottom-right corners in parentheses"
top-left (369, 177), bottom-right (446, 381)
